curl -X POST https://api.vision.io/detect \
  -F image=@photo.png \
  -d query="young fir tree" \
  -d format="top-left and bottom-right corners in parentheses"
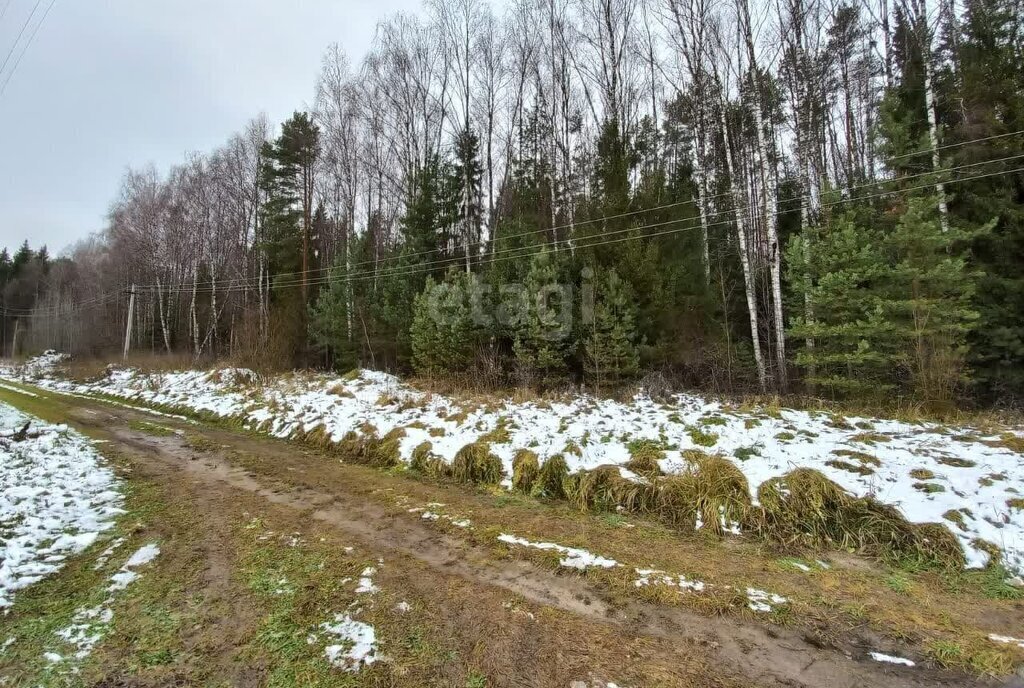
top-left (785, 208), bottom-right (900, 397)
top-left (584, 268), bottom-right (640, 385)
top-left (449, 129), bottom-right (484, 268)
top-left (884, 196), bottom-right (986, 401)
top-left (513, 249), bottom-right (574, 381)
top-left (410, 270), bottom-right (478, 375)
top-left (309, 259), bottom-right (356, 368)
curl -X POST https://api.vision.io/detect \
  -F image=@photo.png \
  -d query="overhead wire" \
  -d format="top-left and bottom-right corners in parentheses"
top-left (135, 148), bottom-right (1024, 295)
top-left (9, 134), bottom-right (1023, 316)
top-left (0, 0), bottom-right (55, 96)
top-left (141, 158), bottom-right (1024, 296)
top-left (0, 0), bottom-right (40, 84)
top-left (127, 127), bottom-right (1024, 294)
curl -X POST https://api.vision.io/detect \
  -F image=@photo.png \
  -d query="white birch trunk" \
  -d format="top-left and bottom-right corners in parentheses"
top-left (739, 0), bottom-right (787, 389)
top-left (720, 105), bottom-right (768, 390)
top-left (157, 276), bottom-right (172, 354)
top-left (921, 33), bottom-right (951, 232)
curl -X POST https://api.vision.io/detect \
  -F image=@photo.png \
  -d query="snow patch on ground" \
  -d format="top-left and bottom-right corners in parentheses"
top-left (497, 534), bottom-right (619, 570)
top-left (308, 562), bottom-right (383, 671)
top-left (409, 506), bottom-right (472, 528)
top-left (745, 587), bottom-right (788, 613)
top-left (6, 354), bottom-right (1024, 572)
top-left (108, 544), bottom-right (160, 591)
top-left (0, 402), bottom-right (123, 610)
top-left (51, 542), bottom-right (160, 664)
top-left (0, 381), bottom-right (38, 397)
top-left (989, 634), bottom-right (1024, 649)
top-left (869, 652), bottom-right (916, 667)
top-left (633, 569), bottom-right (706, 592)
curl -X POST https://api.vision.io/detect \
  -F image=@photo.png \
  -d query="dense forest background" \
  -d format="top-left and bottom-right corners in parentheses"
top-left (2, 0), bottom-right (1022, 405)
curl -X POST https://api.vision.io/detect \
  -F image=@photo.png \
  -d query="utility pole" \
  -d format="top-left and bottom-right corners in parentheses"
top-left (11, 318), bottom-right (22, 358)
top-left (123, 284), bottom-right (136, 360)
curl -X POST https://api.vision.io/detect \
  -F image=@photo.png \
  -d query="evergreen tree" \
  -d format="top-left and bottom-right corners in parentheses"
top-left (410, 270), bottom-right (479, 375)
top-left (450, 128), bottom-right (484, 267)
top-left (786, 208), bottom-right (900, 397)
top-left (950, 0), bottom-right (1024, 398)
top-left (309, 258), bottom-right (356, 368)
top-left (885, 196), bottom-right (986, 401)
top-left (584, 268), bottom-right (640, 385)
top-left (260, 113), bottom-right (320, 300)
top-left (513, 249), bottom-right (574, 382)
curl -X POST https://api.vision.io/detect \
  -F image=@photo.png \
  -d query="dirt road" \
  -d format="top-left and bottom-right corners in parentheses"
top-left (1, 385), bottom-right (1013, 688)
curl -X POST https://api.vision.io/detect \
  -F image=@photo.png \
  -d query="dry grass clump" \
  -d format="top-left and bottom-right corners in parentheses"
top-left (652, 451), bottom-right (751, 534)
top-left (364, 427), bottom-right (405, 468)
top-left (754, 468), bottom-right (965, 568)
top-left (450, 442), bottom-right (503, 484)
top-left (936, 456), bottom-right (977, 468)
top-left (993, 432), bottom-right (1024, 453)
top-left (410, 441), bottom-right (449, 478)
top-left (326, 382), bottom-right (354, 397)
top-left (335, 430), bottom-right (365, 459)
top-left (825, 459), bottom-right (875, 476)
top-left (478, 418), bottom-right (512, 444)
top-left (830, 449), bottom-right (881, 466)
top-left (565, 465), bottom-right (654, 513)
top-left (297, 424), bottom-right (334, 450)
top-left (625, 440), bottom-right (664, 477)
top-left (511, 450), bottom-right (540, 493)
top-left (532, 454), bottom-right (569, 499)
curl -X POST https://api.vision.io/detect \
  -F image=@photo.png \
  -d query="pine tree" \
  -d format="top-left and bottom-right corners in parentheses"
top-left (410, 270), bottom-right (478, 375)
top-left (885, 196), bottom-right (985, 401)
top-left (951, 0), bottom-right (1024, 399)
top-left (512, 249), bottom-right (574, 382)
top-left (786, 208), bottom-right (900, 397)
top-left (584, 268), bottom-right (640, 385)
top-left (260, 113), bottom-right (320, 302)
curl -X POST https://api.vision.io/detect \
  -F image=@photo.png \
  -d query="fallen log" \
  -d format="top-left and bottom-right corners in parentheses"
top-left (0, 421), bottom-right (38, 441)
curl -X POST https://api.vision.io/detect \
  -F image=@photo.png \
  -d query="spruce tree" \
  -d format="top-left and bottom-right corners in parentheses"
top-left (786, 208), bottom-right (900, 397)
top-left (584, 268), bottom-right (640, 385)
top-left (884, 196), bottom-right (985, 401)
top-left (410, 270), bottom-right (478, 375)
top-left (513, 249), bottom-right (574, 382)
top-left (309, 259), bottom-right (356, 368)
top-left (950, 0), bottom-right (1024, 399)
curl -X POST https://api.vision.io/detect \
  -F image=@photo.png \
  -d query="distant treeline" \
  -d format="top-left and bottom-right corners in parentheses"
top-left (5, 0), bottom-right (1024, 405)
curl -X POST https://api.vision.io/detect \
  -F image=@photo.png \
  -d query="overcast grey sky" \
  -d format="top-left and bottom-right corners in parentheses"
top-left (0, 0), bottom-right (415, 255)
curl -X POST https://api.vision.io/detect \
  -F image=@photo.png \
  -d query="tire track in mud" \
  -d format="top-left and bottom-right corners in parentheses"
top-left (54, 399), bottom-right (1002, 688)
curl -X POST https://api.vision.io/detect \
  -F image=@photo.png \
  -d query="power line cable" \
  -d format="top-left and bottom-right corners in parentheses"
top-left (13, 140), bottom-right (1023, 313)
top-left (0, 0), bottom-right (54, 96)
top-left (138, 149), bottom-right (1024, 294)
top-left (0, 0), bottom-right (40, 82)
top-left (131, 127), bottom-right (1024, 293)
top-left (143, 159), bottom-right (1024, 296)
